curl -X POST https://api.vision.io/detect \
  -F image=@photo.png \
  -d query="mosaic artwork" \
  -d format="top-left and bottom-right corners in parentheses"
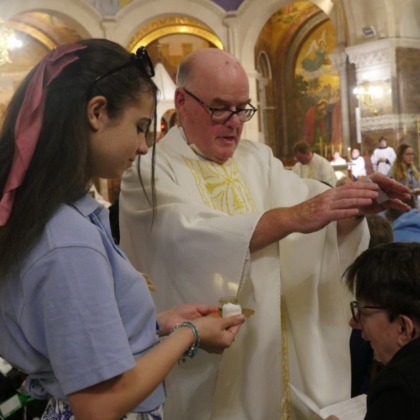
top-left (294, 20), bottom-right (342, 154)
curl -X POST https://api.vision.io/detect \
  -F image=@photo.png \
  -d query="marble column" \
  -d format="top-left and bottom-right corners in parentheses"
top-left (330, 45), bottom-right (351, 151)
top-left (101, 16), bottom-right (118, 41)
top-left (223, 12), bottom-right (240, 58)
top-left (257, 76), bottom-right (268, 144)
top-left (224, 12), bottom-right (260, 142)
top-left (242, 70), bottom-right (260, 142)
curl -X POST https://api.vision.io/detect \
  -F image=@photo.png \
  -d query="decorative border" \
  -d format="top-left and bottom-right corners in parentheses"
top-left (346, 39), bottom-right (392, 69)
top-left (346, 38), bottom-right (420, 70)
top-left (360, 113), bottom-right (419, 131)
top-left (126, 16), bottom-right (223, 52)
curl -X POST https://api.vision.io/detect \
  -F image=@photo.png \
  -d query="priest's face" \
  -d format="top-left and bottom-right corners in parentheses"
top-left (176, 57), bottom-right (251, 164)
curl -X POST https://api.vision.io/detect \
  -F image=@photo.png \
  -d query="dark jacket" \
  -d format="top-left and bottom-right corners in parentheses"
top-left (366, 338), bottom-right (420, 420)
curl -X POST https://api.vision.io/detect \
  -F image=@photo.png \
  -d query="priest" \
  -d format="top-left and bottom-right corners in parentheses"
top-left (119, 48), bottom-right (409, 420)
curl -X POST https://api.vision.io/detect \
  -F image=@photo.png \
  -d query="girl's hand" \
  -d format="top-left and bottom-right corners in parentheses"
top-left (156, 303), bottom-right (219, 336)
top-left (192, 313), bottom-right (245, 353)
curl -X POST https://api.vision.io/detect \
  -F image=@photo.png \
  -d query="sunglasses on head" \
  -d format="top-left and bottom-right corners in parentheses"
top-left (94, 46), bottom-right (155, 85)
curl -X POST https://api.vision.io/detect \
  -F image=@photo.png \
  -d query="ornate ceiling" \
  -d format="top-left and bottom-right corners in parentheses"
top-left (2, 11), bottom-right (86, 73)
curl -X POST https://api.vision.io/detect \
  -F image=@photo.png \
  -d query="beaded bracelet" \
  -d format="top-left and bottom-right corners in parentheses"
top-left (170, 321), bottom-right (200, 363)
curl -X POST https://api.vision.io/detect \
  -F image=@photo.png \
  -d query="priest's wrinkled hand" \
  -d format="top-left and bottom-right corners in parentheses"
top-left (250, 175), bottom-right (410, 253)
top-left (252, 181), bottom-right (383, 252)
top-left (289, 181), bottom-right (380, 234)
top-left (358, 172), bottom-right (411, 214)
top-left (294, 176), bottom-right (410, 232)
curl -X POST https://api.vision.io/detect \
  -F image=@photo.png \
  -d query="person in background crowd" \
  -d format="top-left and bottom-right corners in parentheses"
top-left (371, 137), bottom-right (396, 175)
top-left (350, 149), bottom-right (367, 181)
top-left (331, 151), bottom-right (346, 166)
top-left (385, 194), bottom-right (420, 243)
top-left (292, 140), bottom-right (338, 186)
top-left (388, 144), bottom-right (420, 209)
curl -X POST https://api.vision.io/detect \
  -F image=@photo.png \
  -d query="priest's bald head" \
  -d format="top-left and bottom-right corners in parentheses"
top-left (174, 48), bottom-right (257, 164)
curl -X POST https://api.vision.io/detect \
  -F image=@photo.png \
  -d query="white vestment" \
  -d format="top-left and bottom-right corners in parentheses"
top-left (371, 146), bottom-right (396, 175)
top-left (119, 127), bottom-right (369, 420)
top-left (330, 157), bottom-right (346, 166)
top-left (292, 153), bottom-right (338, 187)
top-left (350, 156), bottom-right (366, 179)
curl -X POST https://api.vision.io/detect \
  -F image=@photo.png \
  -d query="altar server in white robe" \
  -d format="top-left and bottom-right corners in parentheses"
top-left (119, 48), bottom-right (410, 420)
top-left (371, 137), bottom-right (396, 175)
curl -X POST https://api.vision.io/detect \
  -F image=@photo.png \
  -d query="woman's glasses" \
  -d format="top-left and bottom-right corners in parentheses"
top-left (94, 46), bottom-right (155, 85)
top-left (350, 301), bottom-right (386, 322)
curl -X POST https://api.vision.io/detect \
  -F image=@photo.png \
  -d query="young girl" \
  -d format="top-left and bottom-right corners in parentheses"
top-left (388, 144), bottom-right (420, 208)
top-left (0, 39), bottom-right (243, 420)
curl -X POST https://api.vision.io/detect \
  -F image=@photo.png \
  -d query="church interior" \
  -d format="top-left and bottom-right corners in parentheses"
top-left (1, 0), bottom-right (420, 202)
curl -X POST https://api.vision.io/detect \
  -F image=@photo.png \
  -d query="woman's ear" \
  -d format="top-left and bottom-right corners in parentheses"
top-left (87, 96), bottom-right (108, 131)
top-left (397, 315), bottom-right (415, 346)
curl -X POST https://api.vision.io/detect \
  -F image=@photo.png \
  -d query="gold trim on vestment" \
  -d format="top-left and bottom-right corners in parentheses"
top-left (182, 156), bottom-right (257, 215)
top-left (184, 152), bottom-right (292, 418)
top-left (281, 294), bottom-right (292, 419)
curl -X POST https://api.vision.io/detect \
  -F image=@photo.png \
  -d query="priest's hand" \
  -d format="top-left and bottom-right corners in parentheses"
top-left (357, 172), bottom-right (411, 214)
top-left (290, 174), bottom-right (410, 233)
top-left (250, 176), bottom-right (410, 252)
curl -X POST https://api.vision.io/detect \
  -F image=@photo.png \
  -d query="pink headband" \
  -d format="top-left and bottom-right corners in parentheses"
top-left (0, 43), bottom-right (87, 226)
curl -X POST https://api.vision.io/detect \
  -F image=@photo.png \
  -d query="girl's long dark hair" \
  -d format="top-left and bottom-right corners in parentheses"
top-left (0, 39), bottom-right (157, 281)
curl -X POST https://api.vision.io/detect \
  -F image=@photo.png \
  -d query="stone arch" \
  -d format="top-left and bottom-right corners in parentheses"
top-left (238, 0), bottom-right (334, 70)
top-left (125, 16), bottom-right (223, 53)
top-left (237, 1), bottom-right (336, 143)
top-left (1, 0), bottom-right (103, 39)
top-left (257, 50), bottom-right (272, 79)
top-left (256, 51), bottom-right (273, 145)
top-left (114, 0), bottom-right (228, 48)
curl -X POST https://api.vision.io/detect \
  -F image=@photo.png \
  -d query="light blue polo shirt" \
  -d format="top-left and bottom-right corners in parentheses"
top-left (0, 194), bottom-right (165, 412)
